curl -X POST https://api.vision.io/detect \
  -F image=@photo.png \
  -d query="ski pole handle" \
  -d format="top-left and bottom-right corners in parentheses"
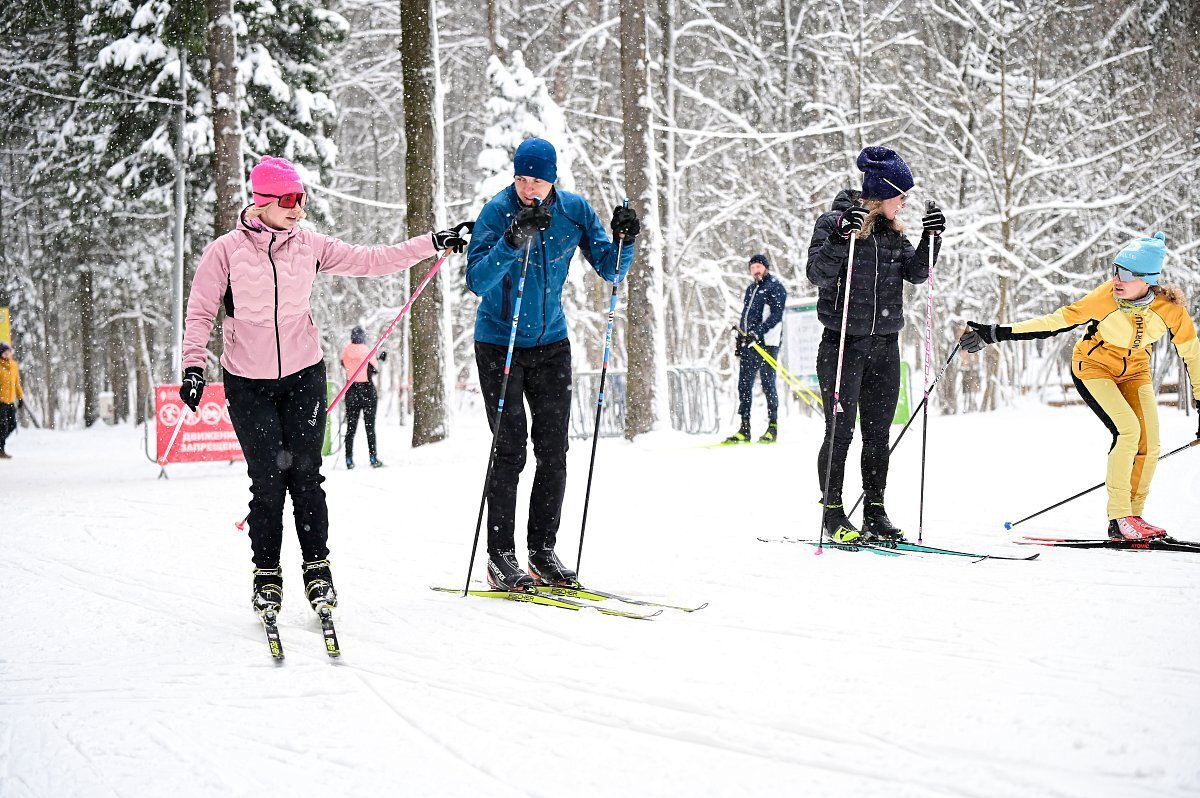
top-left (158, 409), bottom-right (189, 466)
top-left (328, 252), bottom-right (450, 415)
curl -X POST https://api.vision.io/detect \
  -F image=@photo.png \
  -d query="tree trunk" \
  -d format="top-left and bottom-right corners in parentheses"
top-left (620, 0), bottom-right (664, 439)
top-left (79, 266), bottom-right (97, 426)
top-left (399, 0), bottom-right (448, 446)
top-left (205, 0), bottom-right (244, 238)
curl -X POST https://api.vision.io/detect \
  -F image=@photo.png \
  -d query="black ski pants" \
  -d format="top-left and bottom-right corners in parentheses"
top-left (225, 362), bottom-right (330, 569)
top-left (0, 402), bottom-right (15, 450)
top-left (475, 338), bottom-right (572, 556)
top-left (816, 329), bottom-right (900, 505)
top-left (737, 344), bottom-right (780, 421)
top-left (344, 382), bottom-right (378, 461)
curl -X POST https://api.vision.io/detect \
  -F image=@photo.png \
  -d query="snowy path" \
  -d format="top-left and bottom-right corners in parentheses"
top-left (3, 404), bottom-right (1199, 797)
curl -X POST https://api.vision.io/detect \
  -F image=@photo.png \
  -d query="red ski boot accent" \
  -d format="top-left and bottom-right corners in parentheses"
top-left (1131, 516), bottom-right (1167, 538)
top-left (1110, 516), bottom-right (1163, 541)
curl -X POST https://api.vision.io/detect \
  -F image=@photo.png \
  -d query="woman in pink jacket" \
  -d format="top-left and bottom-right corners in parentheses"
top-left (340, 325), bottom-right (383, 470)
top-left (180, 155), bottom-right (470, 619)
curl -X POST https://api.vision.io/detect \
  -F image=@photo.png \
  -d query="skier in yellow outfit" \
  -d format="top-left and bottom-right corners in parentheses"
top-left (959, 232), bottom-right (1200, 540)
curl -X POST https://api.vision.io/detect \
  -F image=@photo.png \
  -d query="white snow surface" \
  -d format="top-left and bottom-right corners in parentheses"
top-left (4, 402), bottom-right (1200, 797)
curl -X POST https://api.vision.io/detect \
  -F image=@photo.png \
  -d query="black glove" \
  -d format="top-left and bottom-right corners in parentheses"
top-left (505, 203), bottom-right (552, 248)
top-left (833, 205), bottom-right (868, 241)
top-left (179, 366), bottom-right (206, 412)
top-left (432, 221), bottom-right (474, 253)
top-left (922, 202), bottom-right (946, 236)
top-left (17, 399), bottom-right (24, 411)
top-left (744, 330), bottom-right (760, 346)
top-left (377, 351), bottom-right (388, 363)
top-left (611, 206), bottom-right (640, 241)
top-left (959, 321), bottom-right (1012, 353)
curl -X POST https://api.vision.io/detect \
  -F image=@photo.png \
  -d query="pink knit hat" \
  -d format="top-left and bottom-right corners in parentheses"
top-left (250, 156), bottom-right (304, 206)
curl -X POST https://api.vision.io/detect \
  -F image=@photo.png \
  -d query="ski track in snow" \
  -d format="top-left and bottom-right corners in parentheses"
top-left (3, 404), bottom-right (1200, 797)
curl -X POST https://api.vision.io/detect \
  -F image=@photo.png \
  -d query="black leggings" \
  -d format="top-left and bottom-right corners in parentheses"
top-left (0, 402), bottom-right (14, 449)
top-left (737, 344), bottom-right (780, 420)
top-left (475, 338), bottom-right (572, 555)
top-left (225, 362), bottom-right (330, 569)
top-left (344, 382), bottom-right (378, 460)
top-left (816, 329), bottom-right (900, 505)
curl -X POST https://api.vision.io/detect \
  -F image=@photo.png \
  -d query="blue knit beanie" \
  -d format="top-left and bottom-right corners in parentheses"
top-left (749, 254), bottom-right (770, 269)
top-left (857, 146), bottom-right (914, 200)
top-left (351, 326), bottom-right (367, 345)
top-left (1114, 231), bottom-right (1167, 285)
top-left (513, 138), bottom-right (558, 183)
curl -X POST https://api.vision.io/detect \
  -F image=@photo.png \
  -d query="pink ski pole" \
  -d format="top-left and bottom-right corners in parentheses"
top-left (157, 410), bottom-right (189, 466)
top-left (327, 252), bottom-right (448, 415)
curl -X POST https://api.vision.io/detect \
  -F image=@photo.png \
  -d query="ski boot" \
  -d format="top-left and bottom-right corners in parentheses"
top-left (528, 548), bottom-right (579, 586)
top-left (723, 418), bottom-right (752, 445)
top-left (252, 567), bottom-right (284, 616)
top-left (758, 421), bottom-right (778, 443)
top-left (1132, 516), bottom-right (1167, 537)
top-left (1108, 517), bottom-right (1165, 541)
top-left (486, 550), bottom-right (536, 591)
top-left (822, 503), bottom-right (861, 543)
top-left (345, 456), bottom-right (355, 470)
top-left (861, 502), bottom-right (905, 541)
top-left (302, 559), bottom-right (338, 610)
top-left (370, 456), bottom-right (384, 469)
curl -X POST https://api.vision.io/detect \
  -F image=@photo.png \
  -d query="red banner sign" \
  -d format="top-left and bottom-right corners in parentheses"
top-left (155, 383), bottom-right (244, 464)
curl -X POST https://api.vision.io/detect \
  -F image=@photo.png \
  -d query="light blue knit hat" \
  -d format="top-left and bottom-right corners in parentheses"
top-left (1114, 231), bottom-right (1166, 285)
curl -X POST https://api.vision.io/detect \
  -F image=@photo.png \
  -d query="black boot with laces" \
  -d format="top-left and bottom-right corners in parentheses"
top-left (528, 548), bottom-right (578, 586)
top-left (487, 550), bottom-right (536, 591)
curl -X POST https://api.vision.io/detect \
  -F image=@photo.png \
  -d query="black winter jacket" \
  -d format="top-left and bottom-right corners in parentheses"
top-left (806, 189), bottom-right (938, 336)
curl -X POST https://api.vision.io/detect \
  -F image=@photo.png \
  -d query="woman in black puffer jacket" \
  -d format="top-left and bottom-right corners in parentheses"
top-left (805, 146), bottom-right (946, 543)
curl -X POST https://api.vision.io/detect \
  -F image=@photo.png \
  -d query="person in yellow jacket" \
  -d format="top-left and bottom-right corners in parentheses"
top-left (0, 341), bottom-right (25, 459)
top-left (959, 232), bottom-right (1200, 540)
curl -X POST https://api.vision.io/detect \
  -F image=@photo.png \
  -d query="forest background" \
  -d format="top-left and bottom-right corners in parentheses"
top-left (1, 0), bottom-right (1197, 440)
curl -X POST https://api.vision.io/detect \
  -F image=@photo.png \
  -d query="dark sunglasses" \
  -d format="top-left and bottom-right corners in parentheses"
top-left (254, 191), bottom-right (306, 209)
top-left (1113, 264), bottom-right (1156, 283)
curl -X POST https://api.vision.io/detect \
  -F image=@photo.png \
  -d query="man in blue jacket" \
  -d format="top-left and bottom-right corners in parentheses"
top-left (725, 254), bottom-right (788, 443)
top-left (466, 138), bottom-right (638, 590)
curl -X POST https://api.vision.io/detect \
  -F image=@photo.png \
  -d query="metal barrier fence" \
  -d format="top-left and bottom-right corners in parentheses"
top-left (570, 366), bottom-right (721, 438)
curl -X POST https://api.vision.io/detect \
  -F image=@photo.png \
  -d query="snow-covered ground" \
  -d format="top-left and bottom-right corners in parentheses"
top-left (3, 400), bottom-right (1199, 797)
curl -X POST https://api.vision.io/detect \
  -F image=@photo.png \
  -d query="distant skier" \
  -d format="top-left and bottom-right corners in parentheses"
top-left (340, 325), bottom-right (384, 470)
top-left (466, 137), bottom-right (637, 590)
top-left (181, 154), bottom-right (471, 616)
top-left (806, 146), bottom-right (945, 543)
top-left (0, 341), bottom-right (24, 459)
top-left (959, 231), bottom-right (1200, 540)
top-left (724, 253), bottom-right (787, 443)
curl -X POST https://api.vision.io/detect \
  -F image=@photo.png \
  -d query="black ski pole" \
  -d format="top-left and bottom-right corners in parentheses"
top-left (462, 201), bottom-right (539, 596)
top-left (1004, 437), bottom-right (1200, 530)
top-left (20, 402), bottom-right (41, 429)
top-left (575, 199), bottom-right (629, 577)
top-left (916, 200), bottom-right (938, 544)
top-left (817, 230), bottom-right (859, 553)
top-left (847, 343), bottom-right (961, 517)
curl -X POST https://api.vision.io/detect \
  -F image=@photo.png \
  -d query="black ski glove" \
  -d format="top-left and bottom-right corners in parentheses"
top-left (922, 201), bottom-right (946, 237)
top-left (377, 351), bottom-right (387, 362)
top-left (505, 203), bottom-right (552, 249)
top-left (611, 206), bottom-right (641, 241)
top-left (959, 321), bottom-right (1012, 353)
top-left (744, 330), bottom-right (760, 346)
top-left (432, 221), bottom-right (474, 253)
top-left (179, 366), bottom-right (206, 412)
top-left (832, 205), bottom-right (868, 241)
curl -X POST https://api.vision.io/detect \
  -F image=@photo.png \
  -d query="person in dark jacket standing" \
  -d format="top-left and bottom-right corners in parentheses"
top-left (806, 146), bottom-right (945, 542)
top-left (725, 254), bottom-right (788, 443)
top-left (466, 137), bottom-right (638, 590)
